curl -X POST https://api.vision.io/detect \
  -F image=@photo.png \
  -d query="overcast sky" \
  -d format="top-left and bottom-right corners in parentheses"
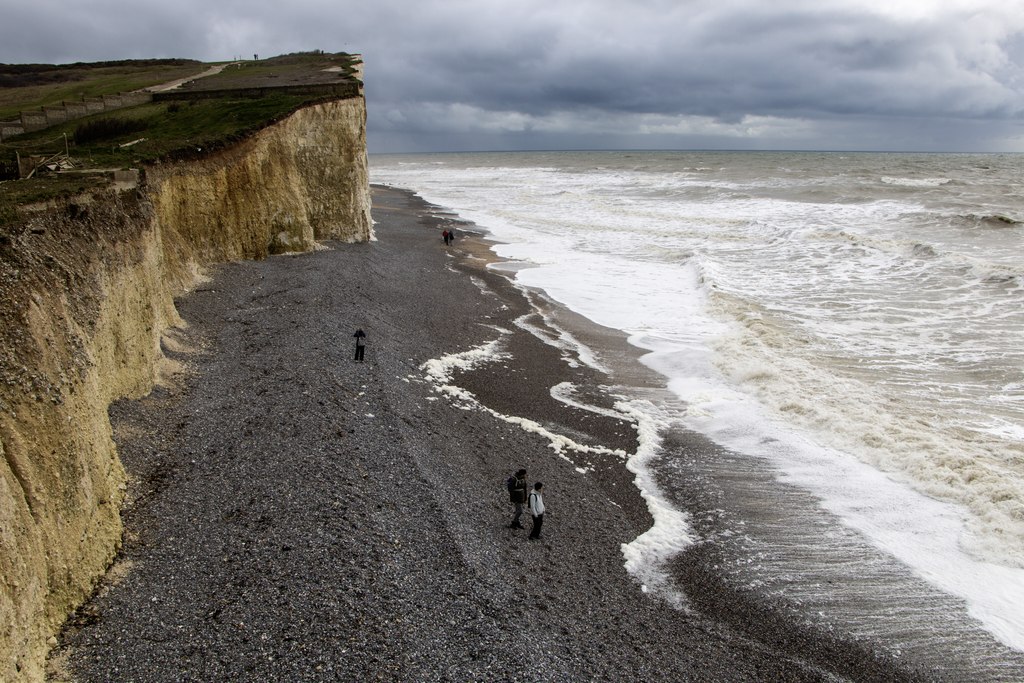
top-left (3, 0), bottom-right (1024, 153)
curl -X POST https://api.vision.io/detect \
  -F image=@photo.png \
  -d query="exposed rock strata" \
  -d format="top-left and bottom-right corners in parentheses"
top-left (0, 95), bottom-right (370, 682)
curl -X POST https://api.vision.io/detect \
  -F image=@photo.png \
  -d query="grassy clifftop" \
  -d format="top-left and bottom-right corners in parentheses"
top-left (0, 59), bottom-right (206, 121)
top-left (0, 52), bottom-right (361, 224)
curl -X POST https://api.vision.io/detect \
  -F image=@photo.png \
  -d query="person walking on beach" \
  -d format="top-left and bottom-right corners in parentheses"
top-left (528, 482), bottom-right (545, 540)
top-left (442, 229), bottom-right (450, 246)
top-left (352, 328), bottom-right (366, 362)
top-left (507, 469), bottom-right (528, 529)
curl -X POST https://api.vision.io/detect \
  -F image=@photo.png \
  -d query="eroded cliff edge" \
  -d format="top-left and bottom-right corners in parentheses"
top-left (0, 95), bottom-right (371, 681)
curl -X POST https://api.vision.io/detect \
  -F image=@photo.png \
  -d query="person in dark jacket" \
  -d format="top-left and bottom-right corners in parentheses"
top-left (508, 469), bottom-right (528, 529)
top-left (353, 328), bottom-right (366, 362)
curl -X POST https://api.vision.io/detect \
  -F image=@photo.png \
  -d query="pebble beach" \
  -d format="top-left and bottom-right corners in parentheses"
top-left (51, 186), bottom-right (935, 682)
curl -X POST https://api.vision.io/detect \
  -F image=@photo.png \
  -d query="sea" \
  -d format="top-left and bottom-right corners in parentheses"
top-left (371, 150), bottom-right (1024, 678)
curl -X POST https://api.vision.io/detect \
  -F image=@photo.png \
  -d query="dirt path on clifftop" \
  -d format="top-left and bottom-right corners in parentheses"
top-left (51, 187), bottom-right (928, 682)
top-left (141, 63), bottom-right (234, 92)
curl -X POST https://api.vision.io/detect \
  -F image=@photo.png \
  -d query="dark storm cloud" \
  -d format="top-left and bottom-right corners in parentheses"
top-left (2, 0), bottom-right (1023, 151)
top-left (371, 2), bottom-right (1019, 119)
top-left (356, 0), bottom-right (1024, 150)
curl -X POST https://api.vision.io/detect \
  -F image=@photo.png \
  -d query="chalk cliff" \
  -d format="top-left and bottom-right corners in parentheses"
top-left (0, 95), bottom-right (370, 681)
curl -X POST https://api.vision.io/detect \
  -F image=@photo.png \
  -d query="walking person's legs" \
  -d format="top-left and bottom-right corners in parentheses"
top-left (528, 516), bottom-right (544, 540)
top-left (510, 502), bottom-right (524, 528)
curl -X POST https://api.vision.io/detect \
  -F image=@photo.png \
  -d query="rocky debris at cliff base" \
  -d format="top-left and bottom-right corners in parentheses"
top-left (53, 186), bottom-right (927, 682)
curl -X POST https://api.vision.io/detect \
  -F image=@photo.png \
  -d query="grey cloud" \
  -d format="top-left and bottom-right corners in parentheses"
top-left (2, 0), bottom-right (1023, 151)
top-left (387, 5), bottom-right (1018, 119)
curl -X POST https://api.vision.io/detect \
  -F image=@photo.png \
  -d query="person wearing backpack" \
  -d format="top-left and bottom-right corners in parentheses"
top-left (352, 328), bottom-right (366, 362)
top-left (507, 469), bottom-right (528, 529)
top-left (528, 482), bottom-right (545, 540)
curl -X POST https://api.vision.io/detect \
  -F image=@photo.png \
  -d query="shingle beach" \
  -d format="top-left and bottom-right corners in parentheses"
top-left (52, 186), bottom-right (932, 682)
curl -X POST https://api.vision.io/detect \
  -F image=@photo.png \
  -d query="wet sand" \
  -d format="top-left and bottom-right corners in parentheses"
top-left (52, 186), bottom-right (933, 681)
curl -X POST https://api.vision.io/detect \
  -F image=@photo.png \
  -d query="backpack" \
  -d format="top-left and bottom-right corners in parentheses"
top-left (508, 475), bottom-right (526, 504)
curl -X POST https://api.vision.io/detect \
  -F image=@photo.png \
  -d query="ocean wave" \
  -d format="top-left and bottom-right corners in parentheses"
top-left (952, 260), bottom-right (1020, 288)
top-left (809, 229), bottom-right (934, 260)
top-left (880, 176), bottom-right (953, 187)
top-left (808, 229), bottom-right (1023, 284)
top-left (960, 213), bottom-right (1023, 228)
top-left (703, 287), bottom-right (1024, 572)
top-left (912, 242), bottom-right (938, 258)
top-left (980, 271), bottom-right (1020, 287)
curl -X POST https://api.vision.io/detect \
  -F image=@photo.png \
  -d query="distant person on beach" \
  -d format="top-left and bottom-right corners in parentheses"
top-left (352, 328), bottom-right (366, 362)
top-left (442, 229), bottom-right (450, 246)
top-left (528, 482), bottom-right (545, 540)
top-left (448, 226), bottom-right (456, 242)
top-left (507, 469), bottom-right (528, 529)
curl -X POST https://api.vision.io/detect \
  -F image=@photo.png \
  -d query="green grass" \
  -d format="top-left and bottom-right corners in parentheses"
top-left (0, 60), bottom-right (209, 121)
top-left (195, 51), bottom-right (358, 89)
top-left (0, 93), bottom-right (321, 226)
top-left (98, 95), bottom-right (309, 163)
top-left (3, 93), bottom-right (312, 167)
top-left (0, 52), bottom-right (359, 223)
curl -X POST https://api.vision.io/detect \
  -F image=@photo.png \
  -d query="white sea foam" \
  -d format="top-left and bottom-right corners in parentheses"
top-left (550, 382), bottom-right (626, 421)
top-left (512, 311), bottom-right (605, 372)
top-left (544, 386), bottom-right (698, 606)
top-left (617, 399), bottom-right (695, 607)
top-left (880, 175), bottom-right (953, 187)
top-left (420, 338), bottom-right (627, 463)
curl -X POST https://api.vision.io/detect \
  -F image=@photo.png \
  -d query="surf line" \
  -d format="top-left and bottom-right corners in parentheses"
top-left (420, 332), bottom-right (697, 607)
top-left (419, 329), bottom-right (625, 465)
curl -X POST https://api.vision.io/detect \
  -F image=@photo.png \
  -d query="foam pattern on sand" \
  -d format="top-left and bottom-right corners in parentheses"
top-left (423, 338), bottom-right (697, 608)
top-left (421, 336), bottom-right (626, 463)
top-left (617, 400), bottom-right (696, 608)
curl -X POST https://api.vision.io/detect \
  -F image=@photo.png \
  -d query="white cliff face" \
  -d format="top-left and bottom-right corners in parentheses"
top-left (0, 96), bottom-right (370, 682)
top-left (149, 97), bottom-right (372, 264)
top-left (291, 98), bottom-right (373, 243)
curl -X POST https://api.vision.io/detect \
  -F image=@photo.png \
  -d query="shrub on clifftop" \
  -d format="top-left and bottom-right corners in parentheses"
top-left (73, 117), bottom-right (149, 144)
